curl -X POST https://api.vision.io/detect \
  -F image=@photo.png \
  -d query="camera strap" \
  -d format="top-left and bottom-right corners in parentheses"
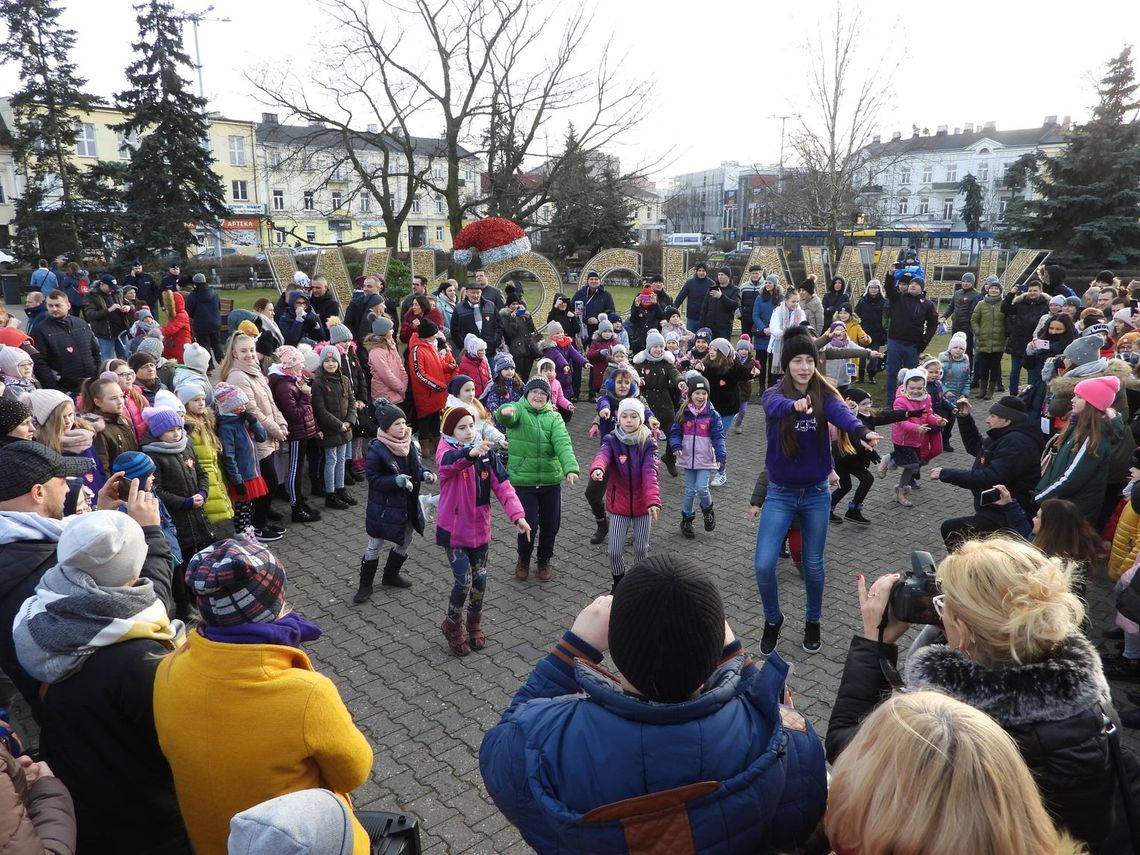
top-left (877, 605), bottom-right (906, 691)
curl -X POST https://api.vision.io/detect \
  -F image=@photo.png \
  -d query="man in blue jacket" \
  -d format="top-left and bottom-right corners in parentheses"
top-left (674, 263), bottom-right (713, 334)
top-left (571, 271), bottom-right (617, 336)
top-left (480, 555), bottom-right (827, 855)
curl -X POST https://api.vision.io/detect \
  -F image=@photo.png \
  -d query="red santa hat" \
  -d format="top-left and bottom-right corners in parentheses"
top-left (452, 217), bottom-right (531, 266)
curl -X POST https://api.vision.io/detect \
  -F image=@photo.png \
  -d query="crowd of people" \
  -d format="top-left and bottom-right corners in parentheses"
top-left (0, 250), bottom-right (1137, 853)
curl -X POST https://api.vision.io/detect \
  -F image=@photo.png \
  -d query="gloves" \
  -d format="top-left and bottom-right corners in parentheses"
top-left (421, 470), bottom-right (437, 484)
top-left (395, 474), bottom-right (414, 492)
top-left (242, 411), bottom-right (259, 424)
top-left (235, 481), bottom-right (247, 496)
top-left (599, 348), bottom-right (610, 358)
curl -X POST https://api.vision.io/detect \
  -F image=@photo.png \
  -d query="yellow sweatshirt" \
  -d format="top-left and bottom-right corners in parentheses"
top-left (153, 631), bottom-right (373, 854)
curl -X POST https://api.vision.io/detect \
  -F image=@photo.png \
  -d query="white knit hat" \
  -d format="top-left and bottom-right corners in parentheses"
top-left (58, 510), bottom-right (147, 587)
top-left (948, 332), bottom-right (968, 351)
top-left (617, 398), bottom-right (645, 420)
top-left (183, 342), bottom-right (211, 375)
top-left (26, 389), bottom-right (71, 426)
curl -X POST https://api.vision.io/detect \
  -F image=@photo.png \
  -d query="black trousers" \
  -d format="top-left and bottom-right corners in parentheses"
top-left (252, 454), bottom-right (279, 528)
top-left (940, 511), bottom-right (1006, 551)
top-left (832, 460), bottom-right (874, 508)
top-left (586, 470), bottom-right (608, 522)
top-left (517, 484), bottom-right (562, 562)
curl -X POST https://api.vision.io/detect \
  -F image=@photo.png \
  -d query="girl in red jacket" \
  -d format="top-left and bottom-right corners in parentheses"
top-left (161, 290), bottom-right (191, 361)
top-left (458, 334), bottom-right (492, 396)
top-left (588, 398), bottom-right (661, 592)
top-left (435, 405), bottom-right (530, 656)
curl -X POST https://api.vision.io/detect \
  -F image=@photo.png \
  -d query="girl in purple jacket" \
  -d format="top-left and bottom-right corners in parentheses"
top-left (435, 404), bottom-right (531, 656)
top-left (589, 398), bottom-right (661, 592)
top-left (668, 373), bottom-right (726, 541)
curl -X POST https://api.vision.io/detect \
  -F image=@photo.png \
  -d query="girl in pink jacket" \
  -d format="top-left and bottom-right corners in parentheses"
top-left (887, 368), bottom-right (946, 507)
top-left (531, 358), bottom-right (574, 421)
top-left (589, 398), bottom-right (661, 592)
top-left (435, 404), bottom-right (531, 656)
top-left (364, 318), bottom-right (408, 406)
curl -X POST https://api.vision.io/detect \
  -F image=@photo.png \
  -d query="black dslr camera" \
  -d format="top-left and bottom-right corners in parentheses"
top-left (888, 550), bottom-right (940, 625)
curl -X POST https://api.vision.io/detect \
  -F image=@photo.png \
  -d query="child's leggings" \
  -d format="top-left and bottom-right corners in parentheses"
top-left (606, 512), bottom-right (651, 579)
top-left (323, 441), bottom-right (350, 491)
top-left (233, 501), bottom-right (254, 533)
top-left (363, 523), bottom-right (414, 561)
top-left (445, 544), bottom-right (489, 620)
top-left (832, 461), bottom-right (874, 508)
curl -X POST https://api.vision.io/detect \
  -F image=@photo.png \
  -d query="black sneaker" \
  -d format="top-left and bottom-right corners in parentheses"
top-left (944, 443), bottom-right (956, 453)
top-left (829, 511), bottom-right (843, 524)
top-left (760, 616), bottom-right (783, 655)
top-left (253, 528), bottom-right (284, 543)
top-left (803, 621), bottom-right (822, 653)
top-left (780, 541), bottom-right (790, 559)
top-left (263, 524), bottom-right (288, 536)
top-left (844, 508), bottom-right (871, 526)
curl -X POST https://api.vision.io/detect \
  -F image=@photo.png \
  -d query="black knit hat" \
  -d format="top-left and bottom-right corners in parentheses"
top-left (417, 318), bottom-right (439, 339)
top-left (844, 387), bottom-right (871, 404)
top-left (609, 555), bottom-right (725, 703)
top-left (989, 396), bottom-right (1027, 423)
top-left (373, 399), bottom-right (406, 432)
top-left (0, 397), bottom-right (31, 436)
top-left (523, 377), bottom-right (551, 400)
top-left (780, 325), bottom-right (819, 371)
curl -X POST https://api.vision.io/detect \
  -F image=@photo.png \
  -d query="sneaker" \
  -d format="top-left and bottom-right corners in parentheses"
top-left (263, 523), bottom-right (288, 536)
top-left (760, 616), bottom-right (784, 655)
top-left (844, 508), bottom-right (871, 526)
top-left (895, 486), bottom-right (914, 507)
top-left (419, 494), bottom-right (437, 524)
top-left (829, 510), bottom-right (844, 524)
top-left (710, 471), bottom-right (727, 487)
top-left (909, 481), bottom-right (921, 491)
top-left (779, 541), bottom-right (790, 559)
top-left (733, 423), bottom-right (743, 435)
top-left (944, 443), bottom-right (956, 453)
top-left (876, 457), bottom-right (891, 477)
top-left (253, 528), bottom-right (284, 543)
top-left (802, 621), bottom-right (821, 653)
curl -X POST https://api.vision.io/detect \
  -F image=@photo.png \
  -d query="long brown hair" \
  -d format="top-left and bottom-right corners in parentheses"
top-left (1033, 499), bottom-right (1104, 567)
top-left (777, 364), bottom-right (842, 458)
top-left (1056, 403), bottom-right (1106, 458)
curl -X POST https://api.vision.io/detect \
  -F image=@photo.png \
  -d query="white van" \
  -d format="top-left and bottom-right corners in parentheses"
top-left (665, 233), bottom-right (703, 247)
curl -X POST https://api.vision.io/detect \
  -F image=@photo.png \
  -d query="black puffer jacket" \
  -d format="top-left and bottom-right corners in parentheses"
top-left (145, 438), bottom-right (214, 555)
top-left (828, 634), bottom-right (1115, 854)
top-left (938, 411), bottom-right (1046, 516)
top-left (1002, 291), bottom-right (1051, 355)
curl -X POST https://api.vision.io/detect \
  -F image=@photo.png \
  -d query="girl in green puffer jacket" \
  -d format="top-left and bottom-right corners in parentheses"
top-left (971, 280), bottom-right (1007, 399)
top-left (496, 378), bottom-right (580, 583)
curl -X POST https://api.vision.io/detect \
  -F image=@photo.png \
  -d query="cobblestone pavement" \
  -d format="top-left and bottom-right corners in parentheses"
top-left (274, 389), bottom-right (1138, 854)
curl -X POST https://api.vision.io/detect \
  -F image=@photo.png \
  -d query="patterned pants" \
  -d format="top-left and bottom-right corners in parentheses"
top-left (606, 512), bottom-right (652, 580)
top-left (446, 544), bottom-right (489, 620)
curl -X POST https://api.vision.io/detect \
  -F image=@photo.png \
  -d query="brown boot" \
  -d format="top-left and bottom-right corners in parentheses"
top-left (441, 616), bottom-right (470, 656)
top-left (466, 610), bottom-right (486, 650)
top-left (515, 556), bottom-right (530, 580)
top-left (536, 557), bottom-right (553, 582)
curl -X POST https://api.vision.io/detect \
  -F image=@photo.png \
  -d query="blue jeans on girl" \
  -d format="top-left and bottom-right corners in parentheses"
top-left (682, 468), bottom-right (712, 515)
top-left (753, 479), bottom-right (831, 624)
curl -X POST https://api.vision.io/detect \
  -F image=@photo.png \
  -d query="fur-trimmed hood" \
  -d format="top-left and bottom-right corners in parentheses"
top-left (1048, 358), bottom-right (1140, 396)
top-left (905, 634), bottom-right (1110, 727)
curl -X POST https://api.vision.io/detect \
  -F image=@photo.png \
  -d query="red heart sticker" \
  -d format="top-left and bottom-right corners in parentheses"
top-left (618, 455), bottom-right (627, 464)
top-left (66, 346), bottom-right (74, 353)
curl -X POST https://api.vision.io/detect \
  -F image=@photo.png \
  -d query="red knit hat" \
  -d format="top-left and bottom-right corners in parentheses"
top-left (637, 287), bottom-right (654, 304)
top-left (1074, 375), bottom-right (1120, 412)
top-left (451, 217), bottom-right (530, 266)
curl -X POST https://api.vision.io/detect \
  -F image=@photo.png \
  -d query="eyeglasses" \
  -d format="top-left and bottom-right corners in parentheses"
top-left (116, 370), bottom-right (135, 379)
top-left (932, 594), bottom-right (946, 619)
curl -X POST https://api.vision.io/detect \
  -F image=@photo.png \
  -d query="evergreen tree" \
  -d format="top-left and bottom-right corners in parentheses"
top-left (113, 0), bottom-right (229, 261)
top-left (546, 129), bottom-right (636, 256)
top-left (957, 173), bottom-right (985, 259)
top-left (999, 46), bottom-right (1140, 266)
top-left (0, 0), bottom-right (95, 259)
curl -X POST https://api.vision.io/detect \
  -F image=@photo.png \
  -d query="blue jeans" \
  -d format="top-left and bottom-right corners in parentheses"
top-left (323, 441), bottom-right (350, 491)
top-left (754, 480), bottom-right (831, 623)
top-left (97, 337), bottom-right (117, 362)
top-left (885, 340), bottom-right (919, 392)
top-left (681, 468), bottom-right (712, 515)
top-left (685, 318), bottom-right (702, 334)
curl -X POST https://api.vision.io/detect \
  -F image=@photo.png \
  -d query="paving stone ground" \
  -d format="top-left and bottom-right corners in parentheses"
top-left (256, 385), bottom-right (1138, 854)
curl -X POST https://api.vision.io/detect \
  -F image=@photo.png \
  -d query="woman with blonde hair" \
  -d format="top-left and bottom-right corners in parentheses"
top-left (828, 535), bottom-right (1114, 853)
top-left (827, 691), bottom-right (1087, 855)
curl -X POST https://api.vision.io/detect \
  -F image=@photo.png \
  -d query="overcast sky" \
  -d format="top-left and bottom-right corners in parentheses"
top-left (2, 0), bottom-right (1138, 184)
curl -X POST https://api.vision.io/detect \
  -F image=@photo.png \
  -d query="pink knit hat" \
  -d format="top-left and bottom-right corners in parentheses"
top-left (1074, 375), bottom-right (1120, 412)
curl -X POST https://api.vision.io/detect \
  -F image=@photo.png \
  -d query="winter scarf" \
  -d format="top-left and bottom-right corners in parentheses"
top-left (12, 564), bottom-right (183, 684)
top-left (613, 424), bottom-right (650, 446)
top-left (200, 611), bottom-right (321, 649)
top-left (141, 435), bottom-right (189, 455)
top-left (59, 427), bottom-right (95, 454)
top-left (376, 427), bottom-right (412, 458)
top-left (1042, 356), bottom-right (1108, 384)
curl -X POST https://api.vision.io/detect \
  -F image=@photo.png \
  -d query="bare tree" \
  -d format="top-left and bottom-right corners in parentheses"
top-left (775, 6), bottom-right (896, 255)
top-left (253, 0), bottom-right (653, 248)
top-left (663, 188), bottom-right (704, 233)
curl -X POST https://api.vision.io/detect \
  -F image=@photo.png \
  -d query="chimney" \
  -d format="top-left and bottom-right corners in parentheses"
top-left (964, 122), bottom-right (974, 133)
top-left (891, 131), bottom-right (902, 141)
top-left (911, 127), bottom-right (920, 138)
top-left (1061, 115), bottom-right (1071, 129)
top-left (1044, 115), bottom-right (1057, 127)
top-left (936, 125), bottom-right (947, 135)
top-left (982, 120), bottom-right (996, 131)
top-left (261, 113), bottom-right (278, 124)
top-left (953, 127), bottom-right (960, 135)
top-left (872, 134), bottom-right (880, 144)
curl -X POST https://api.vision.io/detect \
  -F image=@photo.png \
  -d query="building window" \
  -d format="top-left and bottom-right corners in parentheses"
top-left (946, 163), bottom-right (957, 182)
top-left (435, 195), bottom-right (444, 214)
top-left (918, 197), bottom-right (930, 215)
top-left (305, 226), bottom-right (317, 242)
top-left (115, 131), bottom-right (135, 160)
top-left (998, 199), bottom-right (1010, 219)
top-left (900, 166), bottom-right (910, 185)
top-left (76, 123), bottom-right (97, 157)
top-left (231, 180), bottom-right (248, 201)
top-left (331, 191), bottom-right (343, 209)
top-left (359, 190), bottom-right (371, 212)
top-left (272, 190), bottom-right (285, 211)
top-left (433, 163), bottom-right (444, 179)
top-left (921, 164), bottom-right (932, 183)
top-left (273, 228), bottom-right (286, 245)
top-left (978, 162), bottom-right (989, 182)
top-left (435, 226), bottom-right (444, 242)
top-left (268, 149), bottom-right (283, 167)
top-left (411, 197), bottom-right (421, 214)
top-left (896, 194), bottom-right (908, 215)
top-left (302, 191), bottom-right (315, 211)
top-left (362, 226), bottom-right (372, 239)
top-left (0, 182), bottom-right (5, 204)
top-left (464, 168), bottom-right (473, 183)
top-left (228, 135), bottom-right (246, 166)
top-left (943, 199), bottom-right (955, 220)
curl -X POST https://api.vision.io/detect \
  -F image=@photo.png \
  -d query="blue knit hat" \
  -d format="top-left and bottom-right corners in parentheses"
top-left (113, 450), bottom-right (155, 483)
top-left (492, 353), bottom-right (515, 377)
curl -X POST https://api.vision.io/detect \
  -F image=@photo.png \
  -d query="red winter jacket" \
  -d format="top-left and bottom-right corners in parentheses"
top-left (407, 334), bottom-right (456, 417)
top-left (590, 432), bottom-right (661, 517)
top-left (458, 353), bottom-right (491, 397)
top-left (161, 291), bottom-right (191, 361)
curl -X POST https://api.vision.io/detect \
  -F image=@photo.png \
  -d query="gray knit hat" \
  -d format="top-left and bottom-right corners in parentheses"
top-left (1063, 334), bottom-right (1104, 367)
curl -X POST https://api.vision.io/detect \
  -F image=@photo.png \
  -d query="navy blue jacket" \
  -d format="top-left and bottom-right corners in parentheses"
top-left (365, 438), bottom-right (427, 543)
top-left (216, 413), bottom-right (266, 484)
top-left (480, 636), bottom-right (827, 854)
top-left (569, 286), bottom-right (617, 328)
top-left (674, 275), bottom-right (713, 322)
top-left (184, 284), bottom-right (222, 333)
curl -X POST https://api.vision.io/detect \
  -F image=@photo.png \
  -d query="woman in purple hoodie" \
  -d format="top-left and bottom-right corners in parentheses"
top-left (753, 327), bottom-right (881, 656)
